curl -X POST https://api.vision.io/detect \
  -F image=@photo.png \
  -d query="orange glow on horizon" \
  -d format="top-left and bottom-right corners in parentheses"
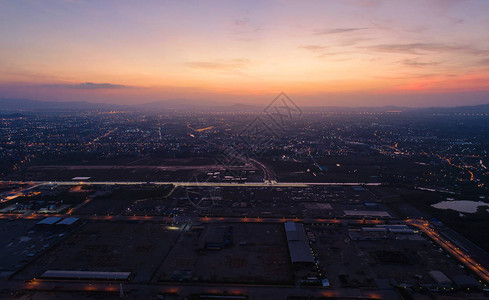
top-left (1, 1), bottom-right (489, 106)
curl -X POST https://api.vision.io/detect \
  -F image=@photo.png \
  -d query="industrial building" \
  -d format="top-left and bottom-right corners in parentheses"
top-left (56, 217), bottom-right (79, 226)
top-left (39, 270), bottom-right (131, 281)
top-left (36, 217), bottom-right (62, 226)
top-left (198, 225), bottom-right (233, 250)
top-left (284, 222), bottom-right (315, 266)
top-left (429, 270), bottom-right (452, 288)
top-left (343, 210), bottom-right (391, 218)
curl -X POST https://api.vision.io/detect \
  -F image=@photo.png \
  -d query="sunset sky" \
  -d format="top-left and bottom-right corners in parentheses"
top-left (1, 0), bottom-right (489, 106)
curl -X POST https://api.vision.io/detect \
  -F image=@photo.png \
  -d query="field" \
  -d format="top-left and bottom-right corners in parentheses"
top-left (156, 222), bottom-right (293, 285)
top-left (0, 219), bottom-right (71, 278)
top-left (14, 222), bottom-right (181, 283)
top-left (7, 155), bottom-right (263, 182)
top-left (308, 223), bottom-right (478, 289)
top-left (75, 186), bottom-right (173, 216)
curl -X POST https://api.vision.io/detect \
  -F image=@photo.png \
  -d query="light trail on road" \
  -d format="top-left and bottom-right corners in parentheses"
top-left (407, 219), bottom-right (489, 283)
top-left (0, 180), bottom-right (382, 187)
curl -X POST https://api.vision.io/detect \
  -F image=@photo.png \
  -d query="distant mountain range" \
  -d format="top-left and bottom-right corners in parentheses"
top-left (1, 97), bottom-right (489, 114)
top-left (0, 98), bottom-right (122, 111)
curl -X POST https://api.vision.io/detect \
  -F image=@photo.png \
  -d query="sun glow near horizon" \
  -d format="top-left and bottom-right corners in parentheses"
top-left (1, 0), bottom-right (489, 106)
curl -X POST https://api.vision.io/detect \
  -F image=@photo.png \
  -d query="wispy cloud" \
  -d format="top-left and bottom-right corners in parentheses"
top-left (183, 59), bottom-right (250, 71)
top-left (364, 43), bottom-right (443, 54)
top-left (334, 37), bottom-right (374, 47)
top-left (43, 82), bottom-right (130, 89)
top-left (299, 45), bottom-right (328, 52)
top-left (401, 58), bottom-right (443, 67)
top-left (313, 27), bottom-right (367, 35)
top-left (447, 16), bottom-right (464, 24)
top-left (234, 17), bottom-right (249, 26)
top-left (316, 52), bottom-right (344, 58)
top-left (364, 43), bottom-right (489, 55)
top-left (230, 16), bottom-right (263, 41)
top-left (299, 45), bottom-right (347, 58)
top-left (431, 0), bottom-right (466, 11)
top-left (349, 0), bottom-right (383, 8)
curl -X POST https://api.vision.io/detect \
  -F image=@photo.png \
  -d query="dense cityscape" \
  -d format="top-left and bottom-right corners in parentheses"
top-left (2, 0), bottom-right (489, 299)
top-left (1, 106), bottom-right (489, 299)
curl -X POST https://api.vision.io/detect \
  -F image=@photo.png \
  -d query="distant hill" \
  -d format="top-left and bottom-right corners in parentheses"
top-left (1, 97), bottom-right (489, 113)
top-left (0, 112), bottom-right (25, 119)
top-left (134, 99), bottom-right (226, 111)
top-left (418, 103), bottom-right (489, 114)
top-left (0, 97), bottom-right (260, 112)
top-left (0, 98), bottom-right (122, 111)
top-left (302, 105), bottom-right (412, 113)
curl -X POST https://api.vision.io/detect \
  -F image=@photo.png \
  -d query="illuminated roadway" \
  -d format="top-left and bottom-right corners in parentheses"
top-left (407, 219), bottom-right (489, 283)
top-left (248, 158), bottom-right (277, 182)
top-left (0, 180), bottom-right (382, 187)
top-left (436, 154), bottom-right (475, 181)
top-left (0, 213), bottom-right (384, 225)
top-left (18, 280), bottom-right (384, 299)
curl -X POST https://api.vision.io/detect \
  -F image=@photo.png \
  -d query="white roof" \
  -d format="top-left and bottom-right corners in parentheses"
top-left (344, 210), bottom-right (391, 217)
top-left (57, 217), bottom-right (79, 225)
top-left (37, 217), bottom-right (61, 225)
top-left (72, 177), bottom-right (91, 180)
top-left (429, 270), bottom-right (452, 284)
top-left (41, 270), bottom-right (131, 280)
top-left (284, 222), bottom-right (315, 264)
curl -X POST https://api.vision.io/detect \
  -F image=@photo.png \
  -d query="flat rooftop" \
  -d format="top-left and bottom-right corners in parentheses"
top-left (36, 217), bottom-right (61, 225)
top-left (344, 210), bottom-right (391, 218)
top-left (40, 270), bottom-right (131, 280)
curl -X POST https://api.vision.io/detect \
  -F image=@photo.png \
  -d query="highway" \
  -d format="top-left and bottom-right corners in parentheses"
top-left (27, 165), bottom-right (252, 171)
top-left (0, 212), bottom-right (385, 225)
top-left (407, 219), bottom-right (489, 283)
top-left (0, 180), bottom-right (382, 187)
top-left (248, 158), bottom-right (277, 182)
top-left (16, 280), bottom-right (387, 299)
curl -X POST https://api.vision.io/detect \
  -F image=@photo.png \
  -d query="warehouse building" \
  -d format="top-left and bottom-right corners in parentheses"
top-left (39, 270), bottom-right (131, 281)
top-left (284, 222), bottom-right (315, 266)
top-left (56, 217), bottom-right (79, 226)
top-left (344, 210), bottom-right (391, 218)
top-left (198, 225), bottom-right (233, 250)
top-left (36, 217), bottom-right (61, 227)
top-left (429, 270), bottom-right (452, 288)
